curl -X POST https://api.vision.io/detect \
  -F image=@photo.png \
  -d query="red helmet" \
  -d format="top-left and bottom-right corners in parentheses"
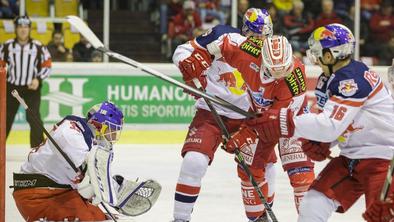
top-left (261, 35), bottom-right (293, 79)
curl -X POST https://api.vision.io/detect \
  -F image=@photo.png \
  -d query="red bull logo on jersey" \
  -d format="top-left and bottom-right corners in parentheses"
top-left (338, 121), bottom-right (363, 143)
top-left (218, 70), bottom-right (247, 95)
top-left (313, 27), bottom-right (336, 41)
top-left (339, 79), bottom-right (358, 97)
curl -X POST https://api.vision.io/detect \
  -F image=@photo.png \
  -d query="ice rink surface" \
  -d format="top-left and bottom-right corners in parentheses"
top-left (6, 144), bottom-right (365, 222)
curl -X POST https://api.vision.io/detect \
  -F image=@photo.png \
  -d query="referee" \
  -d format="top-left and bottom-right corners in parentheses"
top-left (0, 16), bottom-right (52, 148)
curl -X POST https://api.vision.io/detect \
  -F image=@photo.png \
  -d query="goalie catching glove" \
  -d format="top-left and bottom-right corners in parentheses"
top-left (77, 144), bottom-right (162, 216)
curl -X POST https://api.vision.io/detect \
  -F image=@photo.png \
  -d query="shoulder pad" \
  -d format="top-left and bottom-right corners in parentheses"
top-left (328, 60), bottom-right (375, 99)
top-left (239, 36), bottom-right (264, 58)
top-left (284, 64), bottom-right (307, 96)
top-left (61, 115), bottom-right (94, 150)
top-left (196, 25), bottom-right (240, 48)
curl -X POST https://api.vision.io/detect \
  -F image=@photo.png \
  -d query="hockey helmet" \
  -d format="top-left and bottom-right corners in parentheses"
top-left (306, 23), bottom-right (355, 64)
top-left (261, 35), bottom-right (294, 79)
top-left (242, 8), bottom-right (273, 38)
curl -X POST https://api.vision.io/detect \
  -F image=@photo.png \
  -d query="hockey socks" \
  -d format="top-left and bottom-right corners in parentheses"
top-left (173, 151), bottom-right (209, 221)
top-left (237, 166), bottom-right (269, 220)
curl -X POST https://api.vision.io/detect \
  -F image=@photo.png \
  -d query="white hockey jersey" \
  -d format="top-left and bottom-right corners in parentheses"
top-left (294, 60), bottom-right (394, 160)
top-left (21, 116), bottom-right (94, 188)
top-left (173, 25), bottom-right (250, 119)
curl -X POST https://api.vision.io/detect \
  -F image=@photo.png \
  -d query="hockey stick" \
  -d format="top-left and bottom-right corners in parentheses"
top-left (192, 79), bottom-right (278, 222)
top-left (11, 90), bottom-right (117, 222)
top-left (380, 157), bottom-right (394, 201)
top-left (65, 16), bottom-right (255, 119)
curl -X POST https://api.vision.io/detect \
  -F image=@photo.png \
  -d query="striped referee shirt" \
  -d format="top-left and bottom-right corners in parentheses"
top-left (0, 38), bottom-right (52, 86)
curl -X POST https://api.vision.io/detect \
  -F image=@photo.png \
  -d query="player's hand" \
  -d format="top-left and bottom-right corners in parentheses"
top-left (301, 139), bottom-right (331, 161)
top-left (246, 108), bottom-right (295, 143)
top-left (28, 78), bottom-right (40, 90)
top-left (225, 126), bottom-right (258, 154)
top-left (179, 49), bottom-right (212, 89)
top-left (363, 194), bottom-right (394, 222)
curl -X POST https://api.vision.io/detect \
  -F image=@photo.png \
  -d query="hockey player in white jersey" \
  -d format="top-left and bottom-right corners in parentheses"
top-left (243, 23), bottom-right (394, 222)
top-left (172, 8), bottom-right (278, 222)
top-left (12, 101), bottom-right (161, 221)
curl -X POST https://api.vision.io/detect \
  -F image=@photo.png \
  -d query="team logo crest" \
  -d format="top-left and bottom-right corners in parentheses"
top-left (251, 88), bottom-right (273, 108)
top-left (339, 79), bottom-right (358, 96)
top-left (313, 27), bottom-right (336, 41)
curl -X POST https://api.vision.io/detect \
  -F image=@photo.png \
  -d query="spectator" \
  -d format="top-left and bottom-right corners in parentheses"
top-left (302, 0), bottom-right (321, 17)
top-left (91, 50), bottom-right (103, 62)
top-left (342, 4), bottom-right (369, 51)
top-left (47, 31), bottom-right (72, 62)
top-left (283, 0), bottom-right (314, 53)
top-left (361, 0), bottom-right (381, 20)
top-left (273, 0), bottom-right (293, 15)
top-left (267, 4), bottom-right (286, 35)
top-left (72, 34), bottom-right (95, 62)
top-left (196, 0), bottom-right (226, 25)
top-left (0, 16), bottom-right (51, 148)
top-left (368, 1), bottom-right (394, 63)
top-left (237, 0), bottom-right (249, 29)
top-left (0, 0), bottom-right (18, 18)
top-left (314, 0), bottom-right (342, 28)
top-left (380, 35), bottom-right (394, 65)
top-left (333, 0), bottom-right (353, 17)
top-left (167, 0), bottom-right (203, 57)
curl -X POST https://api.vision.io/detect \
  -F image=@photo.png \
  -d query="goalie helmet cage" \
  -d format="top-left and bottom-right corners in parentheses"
top-left (0, 67), bottom-right (6, 222)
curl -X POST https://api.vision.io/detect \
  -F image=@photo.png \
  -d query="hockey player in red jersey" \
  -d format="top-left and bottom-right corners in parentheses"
top-left (12, 102), bottom-right (161, 221)
top-left (242, 23), bottom-right (394, 222)
top-left (172, 8), bottom-right (278, 222)
top-left (174, 9), bottom-right (315, 219)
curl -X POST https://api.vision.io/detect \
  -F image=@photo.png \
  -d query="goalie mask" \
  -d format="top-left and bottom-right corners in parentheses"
top-left (87, 101), bottom-right (124, 143)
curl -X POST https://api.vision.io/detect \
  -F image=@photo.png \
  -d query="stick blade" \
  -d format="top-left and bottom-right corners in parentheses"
top-left (66, 15), bottom-right (104, 49)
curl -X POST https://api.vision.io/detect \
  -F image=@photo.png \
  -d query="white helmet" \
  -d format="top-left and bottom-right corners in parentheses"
top-left (261, 35), bottom-right (294, 79)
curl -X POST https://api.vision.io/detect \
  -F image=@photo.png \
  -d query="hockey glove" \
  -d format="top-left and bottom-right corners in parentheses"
top-left (225, 126), bottom-right (258, 154)
top-left (300, 139), bottom-right (331, 162)
top-left (246, 108), bottom-right (295, 143)
top-left (363, 194), bottom-right (394, 222)
top-left (178, 49), bottom-right (212, 89)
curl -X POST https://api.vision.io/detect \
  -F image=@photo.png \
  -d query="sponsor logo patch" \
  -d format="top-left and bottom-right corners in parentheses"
top-left (285, 67), bottom-right (306, 96)
top-left (338, 79), bottom-right (358, 97)
top-left (240, 36), bottom-right (263, 58)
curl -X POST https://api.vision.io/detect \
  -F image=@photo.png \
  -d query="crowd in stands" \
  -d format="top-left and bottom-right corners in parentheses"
top-left (0, 0), bottom-right (392, 64)
top-left (159, 0), bottom-right (394, 65)
top-left (0, 0), bottom-right (103, 62)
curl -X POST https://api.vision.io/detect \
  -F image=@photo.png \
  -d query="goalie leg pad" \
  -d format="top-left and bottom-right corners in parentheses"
top-left (115, 179), bottom-right (162, 216)
top-left (86, 146), bottom-right (118, 206)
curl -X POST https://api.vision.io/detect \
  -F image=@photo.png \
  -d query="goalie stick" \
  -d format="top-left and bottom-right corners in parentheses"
top-left (11, 90), bottom-right (118, 222)
top-left (192, 79), bottom-right (278, 222)
top-left (65, 15), bottom-right (255, 119)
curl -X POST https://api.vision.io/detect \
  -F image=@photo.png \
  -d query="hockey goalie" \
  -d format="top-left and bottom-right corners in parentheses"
top-left (11, 101), bottom-right (161, 221)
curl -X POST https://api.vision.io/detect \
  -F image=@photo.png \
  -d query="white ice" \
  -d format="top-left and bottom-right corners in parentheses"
top-left (6, 144), bottom-right (364, 222)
